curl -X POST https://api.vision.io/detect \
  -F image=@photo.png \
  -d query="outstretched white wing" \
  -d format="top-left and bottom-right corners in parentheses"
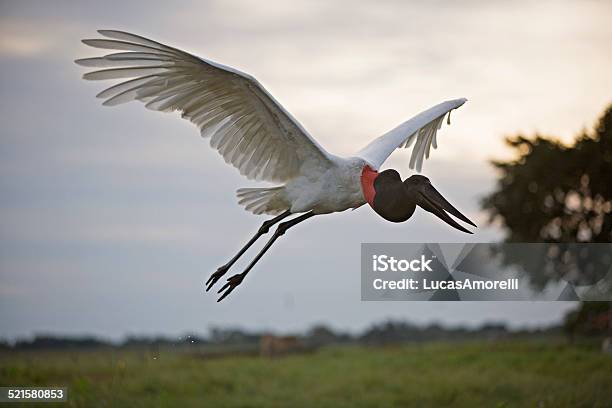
top-left (77, 30), bottom-right (333, 183)
top-left (356, 98), bottom-right (466, 171)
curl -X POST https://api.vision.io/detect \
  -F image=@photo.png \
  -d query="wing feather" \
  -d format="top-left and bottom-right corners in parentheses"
top-left (356, 99), bottom-right (466, 172)
top-left (77, 30), bottom-right (333, 183)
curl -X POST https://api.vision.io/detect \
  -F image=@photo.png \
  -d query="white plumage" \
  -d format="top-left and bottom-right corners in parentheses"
top-left (77, 30), bottom-right (465, 216)
top-left (78, 30), bottom-right (333, 185)
top-left (357, 98), bottom-right (466, 171)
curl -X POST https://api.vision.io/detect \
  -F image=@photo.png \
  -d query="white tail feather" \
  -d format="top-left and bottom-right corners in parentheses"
top-left (236, 186), bottom-right (288, 215)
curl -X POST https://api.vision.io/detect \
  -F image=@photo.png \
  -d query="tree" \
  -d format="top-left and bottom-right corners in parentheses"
top-left (482, 104), bottom-right (612, 338)
top-left (482, 105), bottom-right (612, 244)
top-left (482, 105), bottom-right (612, 288)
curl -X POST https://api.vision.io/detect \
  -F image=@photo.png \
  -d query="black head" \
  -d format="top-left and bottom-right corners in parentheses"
top-left (371, 169), bottom-right (416, 223)
top-left (362, 167), bottom-right (476, 233)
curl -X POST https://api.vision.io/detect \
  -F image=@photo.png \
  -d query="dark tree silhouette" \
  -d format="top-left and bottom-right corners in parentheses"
top-left (482, 105), bottom-right (612, 287)
top-left (482, 105), bottom-right (612, 338)
top-left (483, 104), bottom-right (612, 244)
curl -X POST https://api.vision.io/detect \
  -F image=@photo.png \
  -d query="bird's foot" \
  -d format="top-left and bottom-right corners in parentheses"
top-left (205, 264), bottom-right (230, 292)
top-left (217, 273), bottom-right (246, 302)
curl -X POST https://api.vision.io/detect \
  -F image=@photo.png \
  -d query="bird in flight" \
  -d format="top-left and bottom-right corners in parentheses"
top-left (76, 30), bottom-right (476, 301)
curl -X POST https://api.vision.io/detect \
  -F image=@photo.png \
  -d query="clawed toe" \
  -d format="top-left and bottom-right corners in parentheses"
top-left (217, 273), bottom-right (246, 302)
top-left (205, 265), bottom-right (230, 292)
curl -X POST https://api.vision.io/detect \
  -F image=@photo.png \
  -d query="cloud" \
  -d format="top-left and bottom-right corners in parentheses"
top-left (0, 32), bottom-right (51, 57)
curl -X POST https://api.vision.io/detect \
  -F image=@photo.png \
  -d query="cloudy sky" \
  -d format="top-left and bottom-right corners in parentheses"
top-left (1, 0), bottom-right (611, 341)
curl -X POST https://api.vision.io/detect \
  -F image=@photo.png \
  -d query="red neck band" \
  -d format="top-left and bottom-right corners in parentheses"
top-left (360, 165), bottom-right (378, 207)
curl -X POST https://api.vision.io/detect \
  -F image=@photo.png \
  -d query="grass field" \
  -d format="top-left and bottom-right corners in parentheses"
top-left (1, 340), bottom-right (611, 407)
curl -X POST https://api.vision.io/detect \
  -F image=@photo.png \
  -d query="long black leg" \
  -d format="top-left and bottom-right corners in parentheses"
top-left (217, 211), bottom-right (316, 302)
top-left (205, 210), bottom-right (292, 292)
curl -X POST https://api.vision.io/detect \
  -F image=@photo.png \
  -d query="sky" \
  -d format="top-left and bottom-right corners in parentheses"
top-left (1, 0), bottom-right (611, 341)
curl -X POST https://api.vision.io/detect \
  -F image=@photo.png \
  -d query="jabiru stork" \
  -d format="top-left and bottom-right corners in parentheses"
top-left (76, 30), bottom-right (476, 301)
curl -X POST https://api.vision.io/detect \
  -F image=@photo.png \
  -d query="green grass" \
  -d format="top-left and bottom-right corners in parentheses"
top-left (1, 340), bottom-right (611, 407)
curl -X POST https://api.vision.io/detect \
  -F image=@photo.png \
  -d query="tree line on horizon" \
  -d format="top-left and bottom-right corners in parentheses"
top-left (1, 320), bottom-right (560, 352)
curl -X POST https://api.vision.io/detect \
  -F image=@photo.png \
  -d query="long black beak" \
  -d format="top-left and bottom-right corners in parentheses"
top-left (414, 179), bottom-right (477, 234)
